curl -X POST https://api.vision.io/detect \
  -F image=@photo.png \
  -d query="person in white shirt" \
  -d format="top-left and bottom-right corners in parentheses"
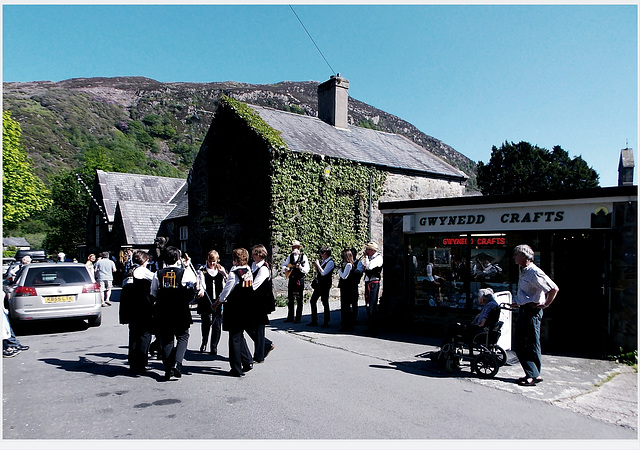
top-left (307, 246), bottom-right (335, 327)
top-left (363, 242), bottom-right (383, 327)
top-left (150, 246), bottom-right (197, 381)
top-left (247, 245), bottom-right (275, 363)
top-left (126, 251), bottom-right (155, 374)
top-left (214, 248), bottom-right (254, 377)
top-left (195, 250), bottom-right (227, 355)
top-left (513, 244), bottom-right (559, 387)
top-left (338, 249), bottom-right (359, 332)
top-left (282, 240), bottom-right (309, 323)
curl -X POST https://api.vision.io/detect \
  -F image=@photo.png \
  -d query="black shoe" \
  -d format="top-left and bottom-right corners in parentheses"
top-left (173, 364), bottom-right (182, 378)
top-left (306, 321), bottom-right (318, 326)
top-left (242, 364), bottom-right (253, 373)
top-left (229, 369), bottom-right (244, 377)
top-left (265, 344), bottom-right (275, 359)
top-left (163, 371), bottom-right (173, 381)
top-left (16, 345), bottom-right (29, 351)
top-left (209, 349), bottom-right (217, 356)
top-left (3, 347), bottom-right (21, 358)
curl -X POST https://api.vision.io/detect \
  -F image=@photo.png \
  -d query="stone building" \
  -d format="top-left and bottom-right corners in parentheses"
top-left (85, 170), bottom-right (188, 259)
top-left (188, 76), bottom-right (468, 284)
top-left (379, 152), bottom-right (637, 358)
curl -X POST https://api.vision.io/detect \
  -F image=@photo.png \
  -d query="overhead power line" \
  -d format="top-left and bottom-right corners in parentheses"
top-left (289, 4), bottom-right (336, 76)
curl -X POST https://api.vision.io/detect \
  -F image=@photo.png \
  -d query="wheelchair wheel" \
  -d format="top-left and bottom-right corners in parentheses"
top-left (490, 345), bottom-right (508, 366)
top-left (472, 352), bottom-right (499, 378)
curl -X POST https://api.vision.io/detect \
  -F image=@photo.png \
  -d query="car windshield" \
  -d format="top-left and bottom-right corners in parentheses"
top-left (25, 267), bottom-right (91, 286)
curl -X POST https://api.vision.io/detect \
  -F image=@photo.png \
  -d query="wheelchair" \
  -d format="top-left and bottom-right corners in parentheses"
top-left (419, 305), bottom-right (508, 379)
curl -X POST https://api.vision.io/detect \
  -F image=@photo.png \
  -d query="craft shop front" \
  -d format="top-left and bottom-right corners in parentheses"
top-left (379, 186), bottom-right (637, 358)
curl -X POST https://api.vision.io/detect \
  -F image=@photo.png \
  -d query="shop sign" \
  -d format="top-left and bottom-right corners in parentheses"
top-left (407, 201), bottom-right (613, 233)
top-left (441, 236), bottom-right (506, 246)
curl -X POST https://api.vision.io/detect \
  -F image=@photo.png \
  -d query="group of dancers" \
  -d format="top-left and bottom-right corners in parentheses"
top-left (123, 240), bottom-right (383, 379)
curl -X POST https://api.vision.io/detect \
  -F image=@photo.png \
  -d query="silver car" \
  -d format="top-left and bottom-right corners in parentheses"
top-left (7, 262), bottom-right (102, 327)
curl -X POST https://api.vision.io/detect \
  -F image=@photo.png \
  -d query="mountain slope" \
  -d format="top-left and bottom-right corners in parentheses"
top-left (2, 77), bottom-right (477, 188)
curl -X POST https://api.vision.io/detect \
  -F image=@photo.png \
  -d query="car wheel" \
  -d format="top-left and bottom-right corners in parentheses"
top-left (88, 313), bottom-right (102, 327)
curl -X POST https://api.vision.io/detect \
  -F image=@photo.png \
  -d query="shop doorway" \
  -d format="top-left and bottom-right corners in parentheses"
top-left (543, 231), bottom-right (609, 357)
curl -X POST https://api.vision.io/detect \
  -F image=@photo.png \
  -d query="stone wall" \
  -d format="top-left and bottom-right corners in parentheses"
top-left (609, 199), bottom-right (638, 354)
top-left (370, 173), bottom-right (466, 246)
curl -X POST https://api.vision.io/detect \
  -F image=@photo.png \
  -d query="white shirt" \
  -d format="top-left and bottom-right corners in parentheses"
top-left (338, 262), bottom-right (352, 279)
top-left (282, 251), bottom-right (310, 275)
top-left (196, 264), bottom-right (228, 298)
top-left (133, 265), bottom-right (154, 282)
top-left (516, 263), bottom-right (558, 305)
top-left (363, 252), bottom-right (383, 282)
top-left (317, 257), bottom-right (335, 276)
top-left (251, 260), bottom-right (270, 290)
top-left (218, 265), bottom-right (251, 303)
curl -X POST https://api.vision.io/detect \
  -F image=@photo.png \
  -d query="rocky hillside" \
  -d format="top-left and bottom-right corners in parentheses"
top-left (3, 77), bottom-right (477, 188)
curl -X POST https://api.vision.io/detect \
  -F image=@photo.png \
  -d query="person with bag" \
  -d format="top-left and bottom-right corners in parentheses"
top-left (214, 248), bottom-right (255, 377)
top-left (150, 246), bottom-right (197, 381)
top-left (282, 240), bottom-right (309, 323)
top-left (195, 250), bottom-right (227, 355)
top-left (248, 244), bottom-right (275, 363)
top-left (307, 246), bottom-right (335, 328)
top-left (124, 251), bottom-right (155, 375)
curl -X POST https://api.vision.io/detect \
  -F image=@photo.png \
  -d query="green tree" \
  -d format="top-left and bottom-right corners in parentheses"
top-left (477, 141), bottom-right (599, 195)
top-left (2, 110), bottom-right (52, 227)
top-left (42, 170), bottom-right (92, 257)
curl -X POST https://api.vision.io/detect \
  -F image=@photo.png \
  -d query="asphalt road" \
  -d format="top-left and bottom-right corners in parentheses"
top-left (3, 288), bottom-right (637, 449)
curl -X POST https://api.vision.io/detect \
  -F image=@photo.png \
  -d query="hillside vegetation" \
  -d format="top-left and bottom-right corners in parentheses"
top-left (3, 77), bottom-right (477, 187)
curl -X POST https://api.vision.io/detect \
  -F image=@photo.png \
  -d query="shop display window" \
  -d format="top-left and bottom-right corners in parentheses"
top-left (407, 234), bottom-right (509, 309)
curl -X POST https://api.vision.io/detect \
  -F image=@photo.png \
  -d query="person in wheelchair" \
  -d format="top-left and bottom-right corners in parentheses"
top-left (441, 288), bottom-right (500, 355)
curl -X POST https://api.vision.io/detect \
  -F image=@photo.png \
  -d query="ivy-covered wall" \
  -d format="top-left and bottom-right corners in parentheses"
top-left (188, 96), bottom-right (386, 278)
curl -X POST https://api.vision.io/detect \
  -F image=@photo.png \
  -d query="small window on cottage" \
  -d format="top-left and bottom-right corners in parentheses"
top-left (179, 226), bottom-right (188, 241)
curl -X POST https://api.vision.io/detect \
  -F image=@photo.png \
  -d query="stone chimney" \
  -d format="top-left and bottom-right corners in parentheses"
top-left (318, 74), bottom-right (349, 129)
top-left (618, 148), bottom-right (635, 186)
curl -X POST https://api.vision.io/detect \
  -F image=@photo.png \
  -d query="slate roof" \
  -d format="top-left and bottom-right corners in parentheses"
top-left (115, 201), bottom-right (177, 246)
top-left (619, 148), bottom-right (635, 169)
top-left (3, 237), bottom-right (30, 248)
top-left (165, 183), bottom-right (189, 220)
top-left (96, 170), bottom-right (186, 223)
top-left (249, 105), bottom-right (467, 181)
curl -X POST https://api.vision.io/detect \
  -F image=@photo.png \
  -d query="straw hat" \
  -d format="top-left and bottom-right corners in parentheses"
top-left (365, 241), bottom-right (379, 252)
top-left (291, 240), bottom-right (302, 249)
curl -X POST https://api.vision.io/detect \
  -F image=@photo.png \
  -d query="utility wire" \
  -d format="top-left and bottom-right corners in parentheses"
top-left (289, 5), bottom-right (336, 76)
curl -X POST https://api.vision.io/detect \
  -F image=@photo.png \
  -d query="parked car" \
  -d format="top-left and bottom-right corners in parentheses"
top-left (6, 262), bottom-right (102, 327)
top-left (3, 257), bottom-right (16, 277)
top-left (14, 249), bottom-right (48, 261)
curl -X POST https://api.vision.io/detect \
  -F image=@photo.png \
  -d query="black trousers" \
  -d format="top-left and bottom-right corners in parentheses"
top-left (128, 323), bottom-right (152, 372)
top-left (228, 329), bottom-right (253, 374)
top-left (340, 288), bottom-right (358, 330)
top-left (200, 308), bottom-right (222, 353)
top-left (310, 286), bottom-right (331, 324)
top-left (158, 327), bottom-right (190, 373)
top-left (246, 324), bottom-right (273, 362)
top-left (287, 280), bottom-right (304, 321)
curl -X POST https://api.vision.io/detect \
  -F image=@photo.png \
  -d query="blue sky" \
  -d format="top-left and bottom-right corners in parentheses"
top-left (2, 2), bottom-right (637, 187)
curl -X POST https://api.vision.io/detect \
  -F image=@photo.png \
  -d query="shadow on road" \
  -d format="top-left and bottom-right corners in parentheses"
top-left (38, 347), bottom-right (233, 382)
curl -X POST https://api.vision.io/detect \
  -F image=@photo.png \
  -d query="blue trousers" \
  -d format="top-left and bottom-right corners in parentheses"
top-left (514, 306), bottom-right (543, 378)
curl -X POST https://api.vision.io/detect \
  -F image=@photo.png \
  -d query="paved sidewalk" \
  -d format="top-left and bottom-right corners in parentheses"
top-left (268, 300), bottom-right (638, 432)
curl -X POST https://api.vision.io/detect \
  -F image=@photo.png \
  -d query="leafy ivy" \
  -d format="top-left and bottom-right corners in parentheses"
top-left (220, 95), bottom-right (386, 266)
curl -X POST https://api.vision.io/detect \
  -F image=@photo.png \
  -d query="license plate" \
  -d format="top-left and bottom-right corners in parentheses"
top-left (44, 295), bottom-right (75, 303)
